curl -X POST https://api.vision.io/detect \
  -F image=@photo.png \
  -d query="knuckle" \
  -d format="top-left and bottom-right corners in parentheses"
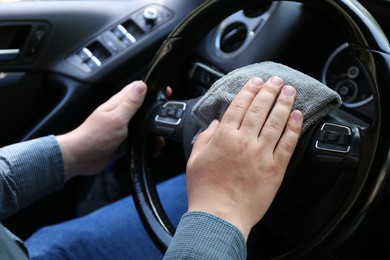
top-left (263, 83), bottom-right (280, 96)
top-left (279, 139), bottom-right (295, 153)
top-left (277, 96), bottom-right (294, 108)
top-left (248, 104), bottom-right (266, 115)
top-left (266, 118), bottom-right (282, 131)
top-left (230, 100), bottom-right (247, 111)
top-left (288, 120), bottom-right (303, 134)
top-left (238, 136), bottom-right (251, 153)
top-left (243, 83), bottom-right (261, 95)
top-left (291, 124), bottom-right (302, 134)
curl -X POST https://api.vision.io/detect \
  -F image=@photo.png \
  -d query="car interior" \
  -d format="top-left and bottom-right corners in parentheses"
top-left (1, 0), bottom-right (390, 259)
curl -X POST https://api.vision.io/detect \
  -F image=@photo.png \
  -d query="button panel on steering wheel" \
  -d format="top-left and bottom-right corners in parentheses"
top-left (315, 123), bottom-right (352, 153)
top-left (155, 101), bottom-right (187, 125)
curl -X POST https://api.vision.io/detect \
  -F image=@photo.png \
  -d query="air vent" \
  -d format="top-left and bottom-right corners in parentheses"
top-left (219, 22), bottom-right (247, 53)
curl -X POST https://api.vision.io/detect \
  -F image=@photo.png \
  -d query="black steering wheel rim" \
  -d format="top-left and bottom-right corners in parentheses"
top-left (129, 0), bottom-right (390, 258)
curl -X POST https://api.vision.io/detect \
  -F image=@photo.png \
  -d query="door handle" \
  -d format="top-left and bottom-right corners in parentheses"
top-left (0, 49), bottom-right (20, 61)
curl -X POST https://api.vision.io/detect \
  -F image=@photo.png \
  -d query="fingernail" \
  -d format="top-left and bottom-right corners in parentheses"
top-left (292, 110), bottom-right (303, 121)
top-left (283, 85), bottom-right (296, 97)
top-left (270, 76), bottom-right (283, 85)
top-left (251, 77), bottom-right (264, 86)
top-left (132, 81), bottom-right (146, 95)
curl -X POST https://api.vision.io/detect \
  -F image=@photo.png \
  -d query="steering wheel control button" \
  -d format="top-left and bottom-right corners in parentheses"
top-left (323, 131), bottom-right (341, 142)
top-left (318, 130), bottom-right (351, 146)
top-left (155, 101), bottom-right (187, 125)
top-left (316, 123), bottom-right (352, 153)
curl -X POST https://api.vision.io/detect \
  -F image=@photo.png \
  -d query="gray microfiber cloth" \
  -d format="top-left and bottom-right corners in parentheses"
top-left (191, 61), bottom-right (342, 134)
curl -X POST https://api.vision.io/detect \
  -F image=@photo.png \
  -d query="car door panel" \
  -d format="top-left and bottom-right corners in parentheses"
top-left (0, 0), bottom-right (204, 147)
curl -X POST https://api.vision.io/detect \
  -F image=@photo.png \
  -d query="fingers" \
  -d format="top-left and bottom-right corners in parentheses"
top-left (220, 77), bottom-right (263, 129)
top-left (259, 84), bottom-right (297, 149)
top-left (221, 75), bottom-right (302, 163)
top-left (274, 110), bottom-right (303, 167)
top-left (153, 136), bottom-right (166, 158)
top-left (165, 86), bottom-right (173, 98)
top-left (240, 76), bottom-right (285, 136)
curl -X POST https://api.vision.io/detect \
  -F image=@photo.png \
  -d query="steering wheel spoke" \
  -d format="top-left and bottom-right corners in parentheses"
top-left (147, 98), bottom-right (201, 146)
top-left (148, 100), bottom-right (187, 141)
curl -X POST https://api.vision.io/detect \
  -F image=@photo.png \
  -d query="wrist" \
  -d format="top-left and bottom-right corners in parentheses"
top-left (188, 204), bottom-right (252, 241)
top-left (56, 133), bottom-right (79, 181)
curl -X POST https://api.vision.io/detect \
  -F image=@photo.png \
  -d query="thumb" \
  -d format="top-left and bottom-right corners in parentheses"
top-left (115, 81), bottom-right (147, 121)
top-left (191, 120), bottom-right (219, 156)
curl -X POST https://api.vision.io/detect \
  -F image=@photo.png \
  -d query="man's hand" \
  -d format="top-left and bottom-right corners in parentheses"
top-left (186, 76), bottom-right (303, 240)
top-left (56, 80), bottom-right (147, 181)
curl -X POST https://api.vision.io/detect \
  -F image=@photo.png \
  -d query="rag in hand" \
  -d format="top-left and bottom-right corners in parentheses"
top-left (191, 61), bottom-right (342, 134)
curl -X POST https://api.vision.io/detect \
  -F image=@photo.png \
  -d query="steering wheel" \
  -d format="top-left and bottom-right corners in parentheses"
top-left (129, 0), bottom-right (390, 258)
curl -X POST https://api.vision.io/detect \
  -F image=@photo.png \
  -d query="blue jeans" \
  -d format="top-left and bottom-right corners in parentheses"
top-left (25, 174), bottom-right (187, 259)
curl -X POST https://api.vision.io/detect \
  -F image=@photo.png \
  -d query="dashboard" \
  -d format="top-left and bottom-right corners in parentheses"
top-left (1, 1), bottom-right (390, 258)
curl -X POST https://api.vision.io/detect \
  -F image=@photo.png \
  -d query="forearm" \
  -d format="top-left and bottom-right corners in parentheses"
top-left (164, 211), bottom-right (246, 260)
top-left (0, 135), bottom-right (65, 220)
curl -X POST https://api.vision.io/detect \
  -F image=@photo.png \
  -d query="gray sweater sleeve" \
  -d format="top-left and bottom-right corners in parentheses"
top-left (164, 211), bottom-right (246, 260)
top-left (0, 135), bottom-right (65, 220)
